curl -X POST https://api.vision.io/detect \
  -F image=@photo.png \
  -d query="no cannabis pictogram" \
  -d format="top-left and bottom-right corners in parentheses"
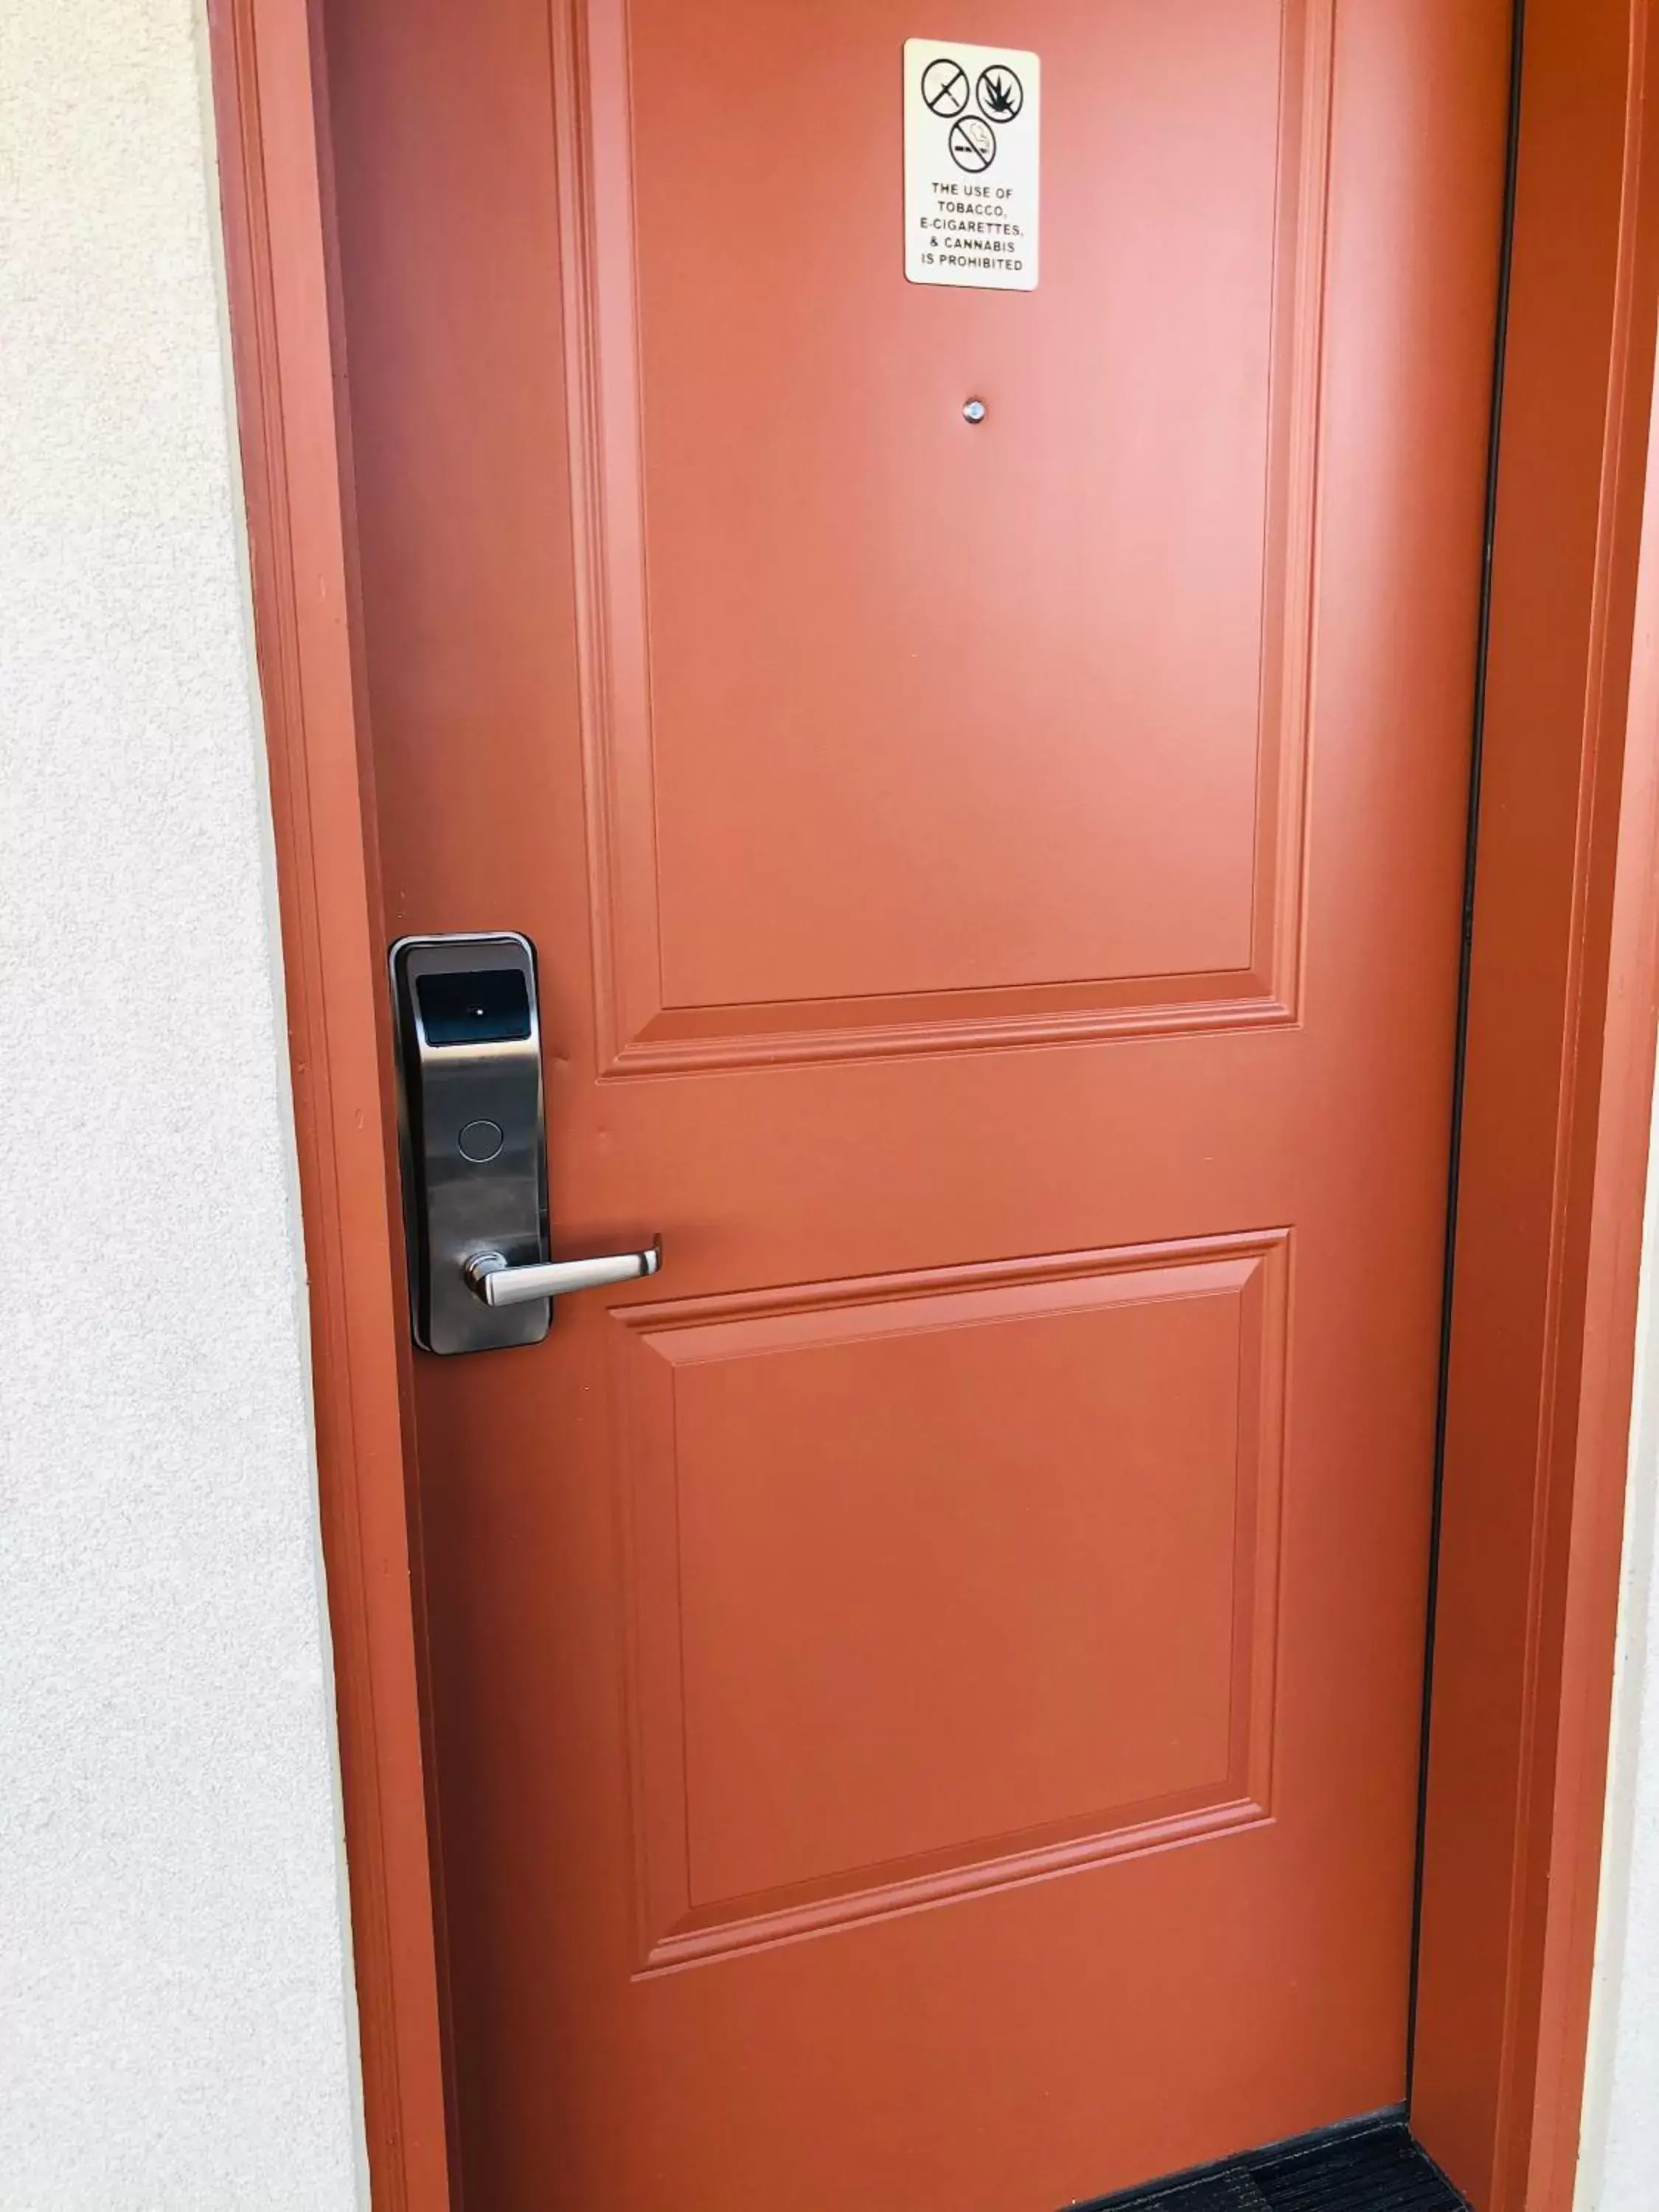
top-left (976, 65), bottom-right (1023, 121)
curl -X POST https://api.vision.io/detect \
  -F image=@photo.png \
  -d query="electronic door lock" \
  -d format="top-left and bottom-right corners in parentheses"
top-left (389, 933), bottom-right (663, 1354)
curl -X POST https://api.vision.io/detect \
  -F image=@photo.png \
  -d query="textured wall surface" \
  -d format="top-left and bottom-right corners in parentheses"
top-left (1579, 1059), bottom-right (1659, 2212)
top-left (0, 0), bottom-right (364, 2205)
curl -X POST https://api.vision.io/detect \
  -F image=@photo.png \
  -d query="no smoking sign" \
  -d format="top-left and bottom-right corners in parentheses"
top-left (904, 37), bottom-right (1040, 291)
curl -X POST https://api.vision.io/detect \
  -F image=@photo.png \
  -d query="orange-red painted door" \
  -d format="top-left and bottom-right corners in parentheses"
top-left (327, 1), bottom-right (1511, 2205)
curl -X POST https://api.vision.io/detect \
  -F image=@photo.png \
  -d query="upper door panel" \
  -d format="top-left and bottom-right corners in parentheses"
top-left (558, 0), bottom-right (1327, 1068)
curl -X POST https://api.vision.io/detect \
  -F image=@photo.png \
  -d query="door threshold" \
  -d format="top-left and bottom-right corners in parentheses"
top-left (1070, 2110), bottom-right (1467, 2211)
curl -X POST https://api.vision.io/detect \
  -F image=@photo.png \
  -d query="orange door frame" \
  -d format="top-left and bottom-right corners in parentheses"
top-left (204, 0), bottom-right (1659, 2205)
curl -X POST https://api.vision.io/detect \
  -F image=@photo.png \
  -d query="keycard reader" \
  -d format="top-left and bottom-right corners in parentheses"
top-left (389, 933), bottom-right (661, 1354)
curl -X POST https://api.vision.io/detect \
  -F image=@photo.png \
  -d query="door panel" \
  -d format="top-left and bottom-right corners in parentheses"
top-left (324, 0), bottom-right (1512, 2202)
top-left (619, 1233), bottom-right (1284, 1966)
top-left (566, 0), bottom-right (1322, 1065)
top-left (591, 0), bottom-right (1312, 1050)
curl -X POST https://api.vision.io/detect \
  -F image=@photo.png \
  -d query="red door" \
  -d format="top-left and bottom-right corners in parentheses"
top-left (326, 1), bottom-right (1512, 2203)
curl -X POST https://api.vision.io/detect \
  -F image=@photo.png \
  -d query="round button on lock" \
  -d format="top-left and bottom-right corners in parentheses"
top-left (457, 1118), bottom-right (506, 1164)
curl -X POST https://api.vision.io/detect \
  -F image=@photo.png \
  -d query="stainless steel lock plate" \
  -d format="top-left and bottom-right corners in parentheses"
top-left (389, 933), bottom-right (662, 1354)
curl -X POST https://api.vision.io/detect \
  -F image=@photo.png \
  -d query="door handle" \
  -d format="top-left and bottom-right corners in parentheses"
top-left (464, 1237), bottom-right (663, 1308)
top-left (389, 931), bottom-right (664, 1354)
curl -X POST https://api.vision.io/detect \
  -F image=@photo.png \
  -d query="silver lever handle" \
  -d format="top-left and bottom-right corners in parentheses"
top-left (462, 1236), bottom-right (662, 1310)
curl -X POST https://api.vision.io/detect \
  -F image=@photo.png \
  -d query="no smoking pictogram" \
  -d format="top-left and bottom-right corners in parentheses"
top-left (947, 116), bottom-right (997, 172)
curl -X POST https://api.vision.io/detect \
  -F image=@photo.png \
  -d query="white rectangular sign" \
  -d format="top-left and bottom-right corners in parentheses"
top-left (903, 37), bottom-right (1039, 291)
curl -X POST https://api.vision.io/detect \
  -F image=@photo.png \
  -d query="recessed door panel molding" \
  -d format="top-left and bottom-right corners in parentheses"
top-left (611, 1231), bottom-right (1288, 1970)
top-left (552, 0), bottom-right (1333, 1074)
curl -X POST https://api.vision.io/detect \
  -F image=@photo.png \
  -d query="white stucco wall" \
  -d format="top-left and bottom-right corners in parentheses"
top-left (1579, 1052), bottom-right (1659, 2211)
top-left (0, 1), bottom-right (365, 2207)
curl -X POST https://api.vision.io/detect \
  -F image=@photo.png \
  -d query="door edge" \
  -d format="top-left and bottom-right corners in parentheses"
top-left (1413, 0), bottom-right (1659, 2205)
top-left (205, 1), bottom-right (452, 2205)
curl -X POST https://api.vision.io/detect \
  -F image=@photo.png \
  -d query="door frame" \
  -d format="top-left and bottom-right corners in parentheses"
top-left (204, 0), bottom-right (1659, 2205)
